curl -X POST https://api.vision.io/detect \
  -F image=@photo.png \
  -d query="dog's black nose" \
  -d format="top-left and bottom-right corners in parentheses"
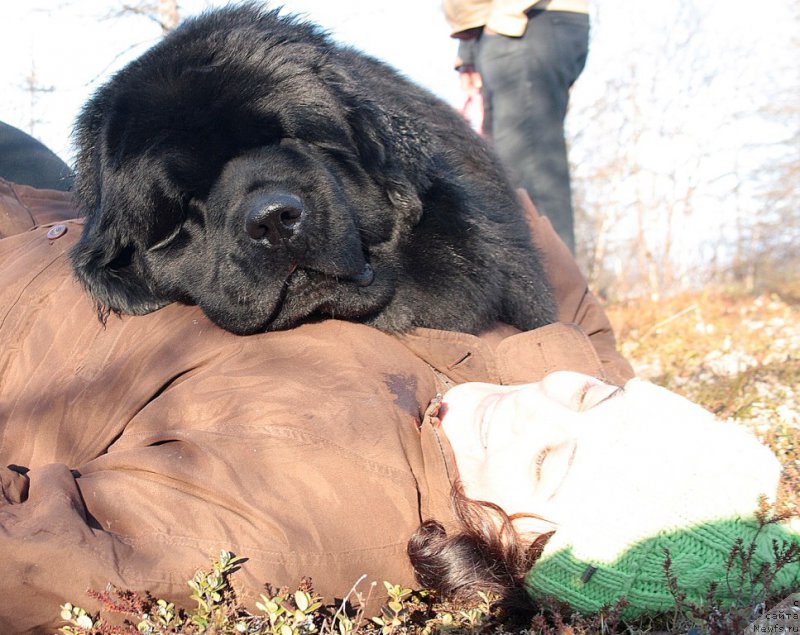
top-left (245, 194), bottom-right (304, 244)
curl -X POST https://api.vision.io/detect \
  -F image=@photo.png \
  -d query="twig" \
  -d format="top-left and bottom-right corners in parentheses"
top-left (330, 574), bottom-right (369, 631)
top-left (639, 303), bottom-right (699, 340)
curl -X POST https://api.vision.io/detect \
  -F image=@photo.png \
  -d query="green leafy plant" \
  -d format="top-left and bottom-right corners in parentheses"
top-left (59, 603), bottom-right (97, 634)
top-left (186, 549), bottom-right (246, 631)
top-left (255, 585), bottom-right (323, 635)
top-left (369, 582), bottom-right (413, 634)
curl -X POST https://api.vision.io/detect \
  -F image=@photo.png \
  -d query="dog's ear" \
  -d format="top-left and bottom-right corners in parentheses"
top-left (71, 101), bottom-right (172, 319)
top-left (342, 97), bottom-right (424, 241)
top-left (70, 222), bottom-right (169, 321)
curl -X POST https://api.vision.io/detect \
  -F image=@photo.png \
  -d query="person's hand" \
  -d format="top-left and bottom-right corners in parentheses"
top-left (458, 69), bottom-right (483, 98)
top-left (457, 68), bottom-right (484, 132)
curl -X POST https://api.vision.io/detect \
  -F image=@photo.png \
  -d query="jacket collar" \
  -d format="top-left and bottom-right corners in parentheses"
top-left (397, 321), bottom-right (607, 388)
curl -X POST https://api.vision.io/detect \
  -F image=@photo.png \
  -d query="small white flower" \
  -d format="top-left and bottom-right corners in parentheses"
top-left (76, 614), bottom-right (94, 629)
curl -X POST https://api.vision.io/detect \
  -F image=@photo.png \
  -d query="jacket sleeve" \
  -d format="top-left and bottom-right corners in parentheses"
top-left (518, 190), bottom-right (635, 385)
top-left (443, 0), bottom-right (533, 37)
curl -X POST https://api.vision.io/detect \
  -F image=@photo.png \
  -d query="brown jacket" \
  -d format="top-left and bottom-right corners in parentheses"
top-left (0, 180), bottom-right (632, 633)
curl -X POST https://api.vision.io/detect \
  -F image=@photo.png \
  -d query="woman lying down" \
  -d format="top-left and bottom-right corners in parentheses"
top-left (411, 371), bottom-right (800, 618)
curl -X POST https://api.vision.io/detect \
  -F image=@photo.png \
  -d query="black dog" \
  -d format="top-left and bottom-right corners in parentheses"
top-left (70, 4), bottom-right (555, 335)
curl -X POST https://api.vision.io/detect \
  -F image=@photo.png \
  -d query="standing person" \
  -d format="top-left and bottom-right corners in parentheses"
top-left (443, 0), bottom-right (590, 254)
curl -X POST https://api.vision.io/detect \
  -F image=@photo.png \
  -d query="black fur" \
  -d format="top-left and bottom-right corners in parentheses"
top-left (71, 4), bottom-right (555, 335)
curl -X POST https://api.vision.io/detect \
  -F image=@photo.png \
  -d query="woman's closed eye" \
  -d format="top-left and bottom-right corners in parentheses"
top-left (532, 440), bottom-right (577, 501)
top-left (534, 447), bottom-right (547, 478)
top-left (577, 381), bottom-right (622, 412)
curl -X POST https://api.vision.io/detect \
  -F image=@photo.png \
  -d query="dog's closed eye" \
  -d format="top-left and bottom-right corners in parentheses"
top-left (148, 222), bottom-right (184, 252)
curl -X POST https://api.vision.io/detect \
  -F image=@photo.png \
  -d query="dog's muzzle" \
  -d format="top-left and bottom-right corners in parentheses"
top-left (245, 193), bottom-right (375, 288)
top-left (245, 193), bottom-right (304, 245)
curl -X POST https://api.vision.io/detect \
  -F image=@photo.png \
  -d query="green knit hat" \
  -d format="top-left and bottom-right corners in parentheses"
top-left (525, 516), bottom-right (800, 619)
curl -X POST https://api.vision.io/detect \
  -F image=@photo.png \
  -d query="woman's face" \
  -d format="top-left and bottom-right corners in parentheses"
top-left (440, 370), bottom-right (782, 555)
top-left (439, 371), bottom-right (622, 532)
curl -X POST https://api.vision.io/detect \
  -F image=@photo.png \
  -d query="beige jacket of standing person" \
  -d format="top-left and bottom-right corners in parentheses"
top-left (444, 0), bottom-right (589, 39)
top-left (0, 179), bottom-right (631, 634)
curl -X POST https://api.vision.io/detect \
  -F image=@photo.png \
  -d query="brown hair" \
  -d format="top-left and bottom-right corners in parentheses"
top-left (407, 481), bottom-right (552, 610)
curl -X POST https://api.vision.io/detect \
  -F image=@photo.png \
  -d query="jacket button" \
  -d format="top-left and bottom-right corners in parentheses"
top-left (47, 224), bottom-right (68, 239)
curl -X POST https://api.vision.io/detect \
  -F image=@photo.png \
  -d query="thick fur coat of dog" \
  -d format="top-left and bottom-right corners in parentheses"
top-left (70, 4), bottom-right (555, 335)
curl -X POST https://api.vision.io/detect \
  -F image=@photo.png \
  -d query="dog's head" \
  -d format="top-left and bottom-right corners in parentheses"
top-left (71, 6), bottom-right (426, 334)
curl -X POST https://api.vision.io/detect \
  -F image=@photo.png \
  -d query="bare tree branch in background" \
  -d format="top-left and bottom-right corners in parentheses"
top-left (569, 0), bottom-right (799, 299)
top-left (574, 0), bottom-right (727, 299)
top-left (22, 61), bottom-right (54, 136)
top-left (732, 2), bottom-right (800, 296)
top-left (85, 1), bottom-right (182, 85)
top-left (110, 0), bottom-right (180, 34)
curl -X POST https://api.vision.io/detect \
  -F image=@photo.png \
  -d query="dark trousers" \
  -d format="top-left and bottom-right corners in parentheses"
top-left (478, 10), bottom-right (589, 253)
